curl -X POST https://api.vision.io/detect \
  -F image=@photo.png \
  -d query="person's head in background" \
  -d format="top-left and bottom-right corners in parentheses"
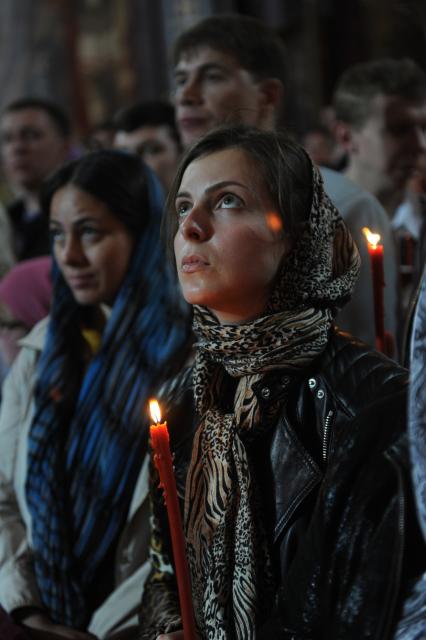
top-left (0, 98), bottom-right (71, 210)
top-left (333, 58), bottom-right (426, 213)
top-left (113, 101), bottom-right (181, 190)
top-left (173, 14), bottom-right (286, 148)
top-left (301, 124), bottom-right (336, 168)
top-left (318, 105), bottom-right (348, 171)
top-left (41, 150), bottom-right (154, 313)
top-left (86, 120), bottom-right (116, 151)
top-left (0, 256), bottom-right (51, 370)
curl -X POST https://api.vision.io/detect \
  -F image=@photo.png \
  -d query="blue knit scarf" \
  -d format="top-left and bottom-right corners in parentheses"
top-left (25, 168), bottom-right (189, 628)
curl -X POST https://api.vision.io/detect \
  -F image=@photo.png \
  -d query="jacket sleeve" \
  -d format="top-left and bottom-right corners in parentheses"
top-left (0, 346), bottom-right (43, 612)
top-left (138, 458), bottom-right (182, 639)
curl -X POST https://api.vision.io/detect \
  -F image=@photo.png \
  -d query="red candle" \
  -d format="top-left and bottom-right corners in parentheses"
top-left (149, 400), bottom-right (197, 640)
top-left (362, 227), bottom-right (385, 352)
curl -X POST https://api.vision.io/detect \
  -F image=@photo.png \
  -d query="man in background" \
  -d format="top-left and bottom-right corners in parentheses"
top-left (173, 16), bottom-right (284, 148)
top-left (334, 58), bottom-right (426, 219)
top-left (0, 97), bottom-right (71, 261)
top-left (301, 124), bottom-right (337, 168)
top-left (114, 101), bottom-right (181, 191)
top-left (333, 58), bottom-right (426, 338)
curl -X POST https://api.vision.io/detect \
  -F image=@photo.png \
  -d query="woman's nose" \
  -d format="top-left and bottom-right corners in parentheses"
top-left (60, 235), bottom-right (86, 265)
top-left (179, 208), bottom-right (210, 242)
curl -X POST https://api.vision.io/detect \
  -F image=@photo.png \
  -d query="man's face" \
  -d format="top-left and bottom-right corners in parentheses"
top-left (114, 125), bottom-right (180, 190)
top-left (174, 47), bottom-right (270, 147)
top-left (349, 94), bottom-right (426, 194)
top-left (0, 107), bottom-right (70, 194)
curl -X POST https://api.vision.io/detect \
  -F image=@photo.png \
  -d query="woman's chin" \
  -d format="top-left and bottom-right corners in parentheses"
top-left (71, 290), bottom-right (101, 306)
top-left (180, 289), bottom-right (213, 308)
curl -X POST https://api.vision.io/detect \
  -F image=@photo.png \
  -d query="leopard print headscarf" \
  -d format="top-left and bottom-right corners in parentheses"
top-left (184, 165), bottom-right (360, 639)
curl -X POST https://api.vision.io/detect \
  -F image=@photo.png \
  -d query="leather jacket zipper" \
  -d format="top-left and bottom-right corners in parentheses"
top-left (322, 410), bottom-right (334, 462)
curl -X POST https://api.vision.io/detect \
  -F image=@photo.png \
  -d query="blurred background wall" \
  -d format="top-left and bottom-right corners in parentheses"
top-left (0, 0), bottom-right (424, 140)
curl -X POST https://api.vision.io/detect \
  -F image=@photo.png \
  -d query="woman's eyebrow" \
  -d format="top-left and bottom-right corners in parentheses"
top-left (49, 215), bottom-right (99, 228)
top-left (205, 181), bottom-right (249, 194)
top-left (72, 216), bottom-right (99, 226)
top-left (175, 190), bottom-right (191, 200)
top-left (176, 181), bottom-right (250, 200)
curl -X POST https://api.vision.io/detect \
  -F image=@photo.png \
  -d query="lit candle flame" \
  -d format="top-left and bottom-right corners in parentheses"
top-left (149, 399), bottom-right (162, 424)
top-left (362, 227), bottom-right (381, 249)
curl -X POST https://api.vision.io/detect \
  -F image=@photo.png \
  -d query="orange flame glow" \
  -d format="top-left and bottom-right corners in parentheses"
top-left (265, 211), bottom-right (283, 233)
top-left (149, 399), bottom-right (162, 424)
top-left (362, 227), bottom-right (381, 249)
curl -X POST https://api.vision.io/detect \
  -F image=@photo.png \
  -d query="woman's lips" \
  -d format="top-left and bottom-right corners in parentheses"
top-left (181, 256), bottom-right (209, 273)
top-left (66, 275), bottom-right (95, 288)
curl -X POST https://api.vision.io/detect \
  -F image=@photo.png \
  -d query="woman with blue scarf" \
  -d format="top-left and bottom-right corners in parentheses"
top-left (0, 150), bottom-right (189, 639)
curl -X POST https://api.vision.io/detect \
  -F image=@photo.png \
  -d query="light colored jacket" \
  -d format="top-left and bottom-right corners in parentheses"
top-left (0, 318), bottom-right (151, 638)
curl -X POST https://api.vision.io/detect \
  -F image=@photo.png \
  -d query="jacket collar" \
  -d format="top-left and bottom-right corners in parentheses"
top-left (18, 315), bottom-right (49, 351)
top-left (270, 409), bottom-right (322, 542)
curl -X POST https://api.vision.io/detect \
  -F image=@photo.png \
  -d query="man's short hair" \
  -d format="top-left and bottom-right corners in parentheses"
top-left (3, 97), bottom-right (71, 137)
top-left (113, 101), bottom-right (180, 145)
top-left (173, 14), bottom-right (287, 88)
top-left (333, 58), bottom-right (426, 128)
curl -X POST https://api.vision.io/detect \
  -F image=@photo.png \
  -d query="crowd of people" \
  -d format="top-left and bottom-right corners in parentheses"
top-left (0, 12), bottom-right (425, 640)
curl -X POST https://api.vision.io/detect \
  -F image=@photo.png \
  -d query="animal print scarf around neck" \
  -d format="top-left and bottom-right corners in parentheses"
top-left (184, 165), bottom-right (361, 639)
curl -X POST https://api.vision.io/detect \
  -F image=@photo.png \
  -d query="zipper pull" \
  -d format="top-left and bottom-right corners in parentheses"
top-left (322, 410), bottom-right (334, 462)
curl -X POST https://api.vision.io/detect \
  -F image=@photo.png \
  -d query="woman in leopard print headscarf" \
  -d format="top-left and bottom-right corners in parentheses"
top-left (139, 126), bottom-right (422, 640)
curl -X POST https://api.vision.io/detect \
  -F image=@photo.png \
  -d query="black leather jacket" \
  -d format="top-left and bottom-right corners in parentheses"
top-left (141, 328), bottom-right (426, 640)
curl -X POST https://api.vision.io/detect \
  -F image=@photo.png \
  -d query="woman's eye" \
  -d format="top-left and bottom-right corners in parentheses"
top-left (49, 228), bottom-right (64, 243)
top-left (217, 193), bottom-right (243, 209)
top-left (81, 227), bottom-right (100, 239)
top-left (176, 202), bottom-right (191, 219)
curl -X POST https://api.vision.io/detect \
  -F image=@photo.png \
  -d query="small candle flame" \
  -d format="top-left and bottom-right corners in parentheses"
top-left (149, 399), bottom-right (162, 424)
top-left (362, 227), bottom-right (381, 249)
